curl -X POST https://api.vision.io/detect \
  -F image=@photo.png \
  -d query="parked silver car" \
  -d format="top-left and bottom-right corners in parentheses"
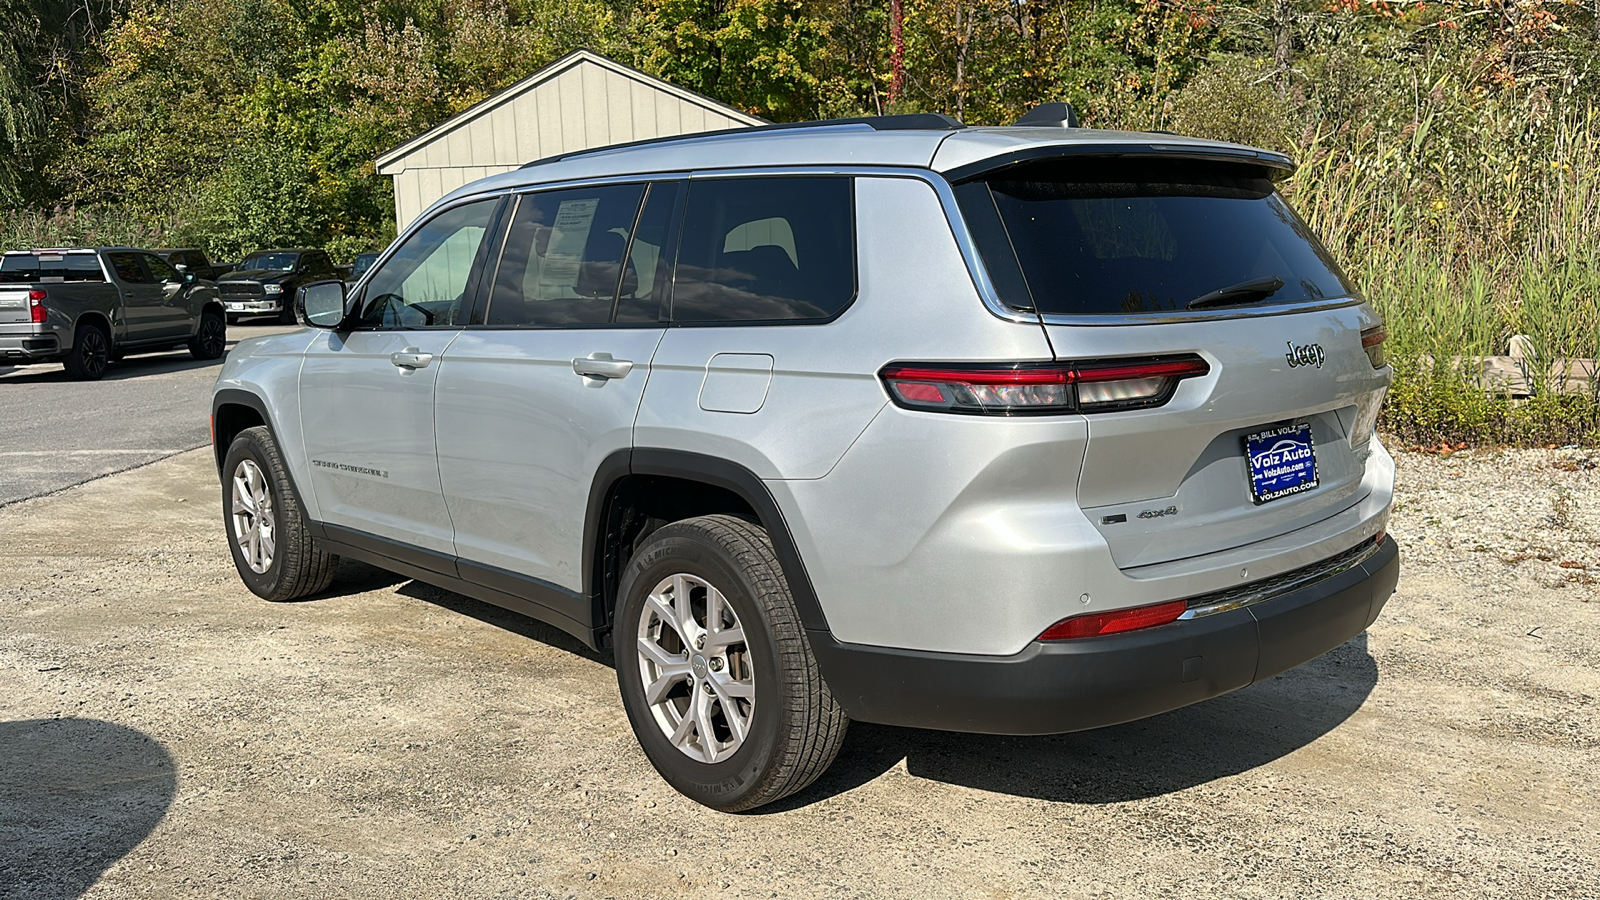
top-left (211, 111), bottom-right (1398, 811)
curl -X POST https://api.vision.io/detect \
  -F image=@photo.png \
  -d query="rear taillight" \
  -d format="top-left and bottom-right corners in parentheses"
top-left (879, 355), bottom-right (1209, 416)
top-left (1037, 599), bottom-right (1189, 641)
top-left (1360, 324), bottom-right (1387, 369)
top-left (27, 289), bottom-right (46, 324)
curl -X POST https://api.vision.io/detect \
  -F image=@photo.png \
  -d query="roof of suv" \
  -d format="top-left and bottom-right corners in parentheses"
top-left (438, 119), bottom-right (1293, 210)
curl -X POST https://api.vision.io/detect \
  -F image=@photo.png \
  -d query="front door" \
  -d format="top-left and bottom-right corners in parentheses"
top-left (298, 197), bottom-right (502, 560)
top-left (436, 181), bottom-right (680, 603)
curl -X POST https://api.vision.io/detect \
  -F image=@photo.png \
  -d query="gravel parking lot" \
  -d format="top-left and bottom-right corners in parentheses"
top-left (0, 445), bottom-right (1596, 899)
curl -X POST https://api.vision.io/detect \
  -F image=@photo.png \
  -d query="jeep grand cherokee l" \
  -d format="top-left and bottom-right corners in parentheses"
top-left (211, 111), bottom-right (1398, 811)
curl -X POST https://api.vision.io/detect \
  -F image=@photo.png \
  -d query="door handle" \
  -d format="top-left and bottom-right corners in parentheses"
top-left (390, 349), bottom-right (433, 370)
top-left (572, 353), bottom-right (634, 380)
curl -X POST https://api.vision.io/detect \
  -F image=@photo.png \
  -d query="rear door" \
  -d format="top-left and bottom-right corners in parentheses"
top-left (104, 252), bottom-right (166, 341)
top-left (298, 197), bottom-right (501, 558)
top-left (137, 252), bottom-right (196, 337)
top-left (435, 181), bottom-right (677, 613)
top-left (954, 156), bottom-right (1390, 568)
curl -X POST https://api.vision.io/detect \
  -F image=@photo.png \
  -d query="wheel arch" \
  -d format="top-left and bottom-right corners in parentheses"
top-left (585, 449), bottom-right (831, 646)
top-left (72, 310), bottom-right (113, 341)
top-left (212, 389), bottom-right (277, 476)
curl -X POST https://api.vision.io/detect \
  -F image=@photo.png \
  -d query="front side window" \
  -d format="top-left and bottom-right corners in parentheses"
top-left (959, 157), bottom-right (1355, 316)
top-left (671, 177), bottom-right (855, 323)
top-left (357, 198), bottom-right (499, 329)
top-left (485, 183), bottom-right (647, 327)
top-left (305, 252), bottom-right (335, 277)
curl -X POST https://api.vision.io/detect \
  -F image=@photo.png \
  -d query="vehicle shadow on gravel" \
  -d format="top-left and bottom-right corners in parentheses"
top-left (0, 717), bottom-right (176, 899)
top-left (0, 351), bottom-right (232, 384)
top-left (775, 634), bottom-right (1378, 810)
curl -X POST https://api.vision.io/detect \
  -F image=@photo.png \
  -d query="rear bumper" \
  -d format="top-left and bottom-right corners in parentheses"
top-left (0, 332), bottom-right (63, 361)
top-left (810, 537), bottom-right (1399, 735)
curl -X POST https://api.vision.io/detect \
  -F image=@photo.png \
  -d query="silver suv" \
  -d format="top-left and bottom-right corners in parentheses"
top-left (211, 112), bottom-right (1398, 811)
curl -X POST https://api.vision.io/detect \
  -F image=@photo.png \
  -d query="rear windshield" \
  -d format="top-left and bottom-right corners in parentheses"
top-left (0, 254), bottom-right (107, 284)
top-left (955, 158), bottom-right (1354, 316)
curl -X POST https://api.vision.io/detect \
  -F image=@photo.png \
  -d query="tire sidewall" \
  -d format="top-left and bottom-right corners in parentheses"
top-left (615, 525), bottom-right (787, 810)
top-left (221, 429), bottom-right (291, 598)
top-left (67, 324), bottom-right (109, 379)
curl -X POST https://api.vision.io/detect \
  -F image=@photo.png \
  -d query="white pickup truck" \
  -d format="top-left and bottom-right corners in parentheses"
top-left (0, 247), bottom-right (227, 380)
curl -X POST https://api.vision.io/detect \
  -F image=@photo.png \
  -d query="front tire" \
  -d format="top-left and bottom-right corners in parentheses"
top-left (189, 310), bottom-right (226, 360)
top-left (222, 426), bottom-right (337, 601)
top-left (62, 321), bottom-right (110, 380)
top-left (614, 515), bottom-right (847, 812)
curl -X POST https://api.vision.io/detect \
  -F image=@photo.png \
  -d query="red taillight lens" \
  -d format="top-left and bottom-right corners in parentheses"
top-left (879, 355), bottom-right (1208, 416)
top-left (1360, 325), bottom-right (1387, 369)
top-left (27, 289), bottom-right (47, 324)
top-left (1037, 599), bottom-right (1189, 641)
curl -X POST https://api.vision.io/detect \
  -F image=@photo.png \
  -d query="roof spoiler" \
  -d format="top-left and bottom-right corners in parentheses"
top-left (942, 142), bottom-right (1297, 184)
top-left (1014, 103), bottom-right (1079, 128)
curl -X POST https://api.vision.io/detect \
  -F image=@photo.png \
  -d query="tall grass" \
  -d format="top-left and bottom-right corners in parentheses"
top-left (0, 205), bottom-right (172, 252)
top-left (1284, 100), bottom-right (1600, 445)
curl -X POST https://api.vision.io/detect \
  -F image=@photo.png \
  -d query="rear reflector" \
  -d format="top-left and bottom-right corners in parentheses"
top-left (1037, 599), bottom-right (1189, 641)
top-left (27, 289), bottom-right (46, 324)
top-left (1360, 325), bottom-right (1387, 369)
top-left (880, 355), bottom-right (1208, 416)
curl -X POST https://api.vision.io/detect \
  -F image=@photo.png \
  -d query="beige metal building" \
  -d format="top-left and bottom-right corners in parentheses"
top-left (375, 50), bottom-right (765, 231)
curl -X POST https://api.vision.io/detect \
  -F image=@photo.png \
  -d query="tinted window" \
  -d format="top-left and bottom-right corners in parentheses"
top-left (304, 252), bottom-right (335, 277)
top-left (142, 253), bottom-right (178, 282)
top-left (961, 158), bottom-right (1354, 316)
top-left (357, 199), bottom-right (498, 329)
top-left (0, 254), bottom-right (106, 283)
top-left (107, 253), bottom-right (150, 284)
top-left (671, 177), bottom-right (854, 323)
top-left (616, 182), bottom-right (683, 324)
top-left (351, 253), bottom-right (379, 279)
top-left (486, 183), bottom-right (646, 326)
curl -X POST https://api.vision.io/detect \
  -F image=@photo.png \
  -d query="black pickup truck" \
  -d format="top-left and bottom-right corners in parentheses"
top-left (0, 248), bottom-right (226, 379)
top-left (216, 248), bottom-right (337, 324)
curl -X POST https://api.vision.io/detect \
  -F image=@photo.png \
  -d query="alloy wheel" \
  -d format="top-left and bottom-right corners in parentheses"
top-left (230, 459), bottom-right (276, 574)
top-left (635, 573), bottom-right (756, 763)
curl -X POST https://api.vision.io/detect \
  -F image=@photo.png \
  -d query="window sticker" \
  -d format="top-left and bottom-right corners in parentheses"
top-left (536, 198), bottom-right (599, 297)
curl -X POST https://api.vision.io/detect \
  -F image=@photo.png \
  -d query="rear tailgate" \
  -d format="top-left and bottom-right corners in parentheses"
top-left (0, 288), bottom-right (31, 324)
top-left (1048, 307), bottom-right (1387, 568)
top-left (942, 142), bottom-right (1390, 568)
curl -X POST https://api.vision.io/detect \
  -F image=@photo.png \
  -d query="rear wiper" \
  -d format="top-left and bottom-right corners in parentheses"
top-left (1187, 275), bottom-right (1285, 310)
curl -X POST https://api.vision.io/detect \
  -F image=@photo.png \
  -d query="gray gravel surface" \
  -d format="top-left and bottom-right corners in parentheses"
top-left (0, 323), bottom-right (289, 507)
top-left (0, 443), bottom-right (1595, 899)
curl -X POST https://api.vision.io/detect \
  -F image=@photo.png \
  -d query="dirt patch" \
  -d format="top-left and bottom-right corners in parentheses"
top-left (1, 448), bottom-right (1597, 898)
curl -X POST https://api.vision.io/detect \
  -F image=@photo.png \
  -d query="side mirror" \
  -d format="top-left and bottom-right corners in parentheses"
top-left (298, 280), bottom-right (348, 329)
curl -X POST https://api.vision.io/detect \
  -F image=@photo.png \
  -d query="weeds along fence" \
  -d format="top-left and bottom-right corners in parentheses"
top-left (0, 206), bottom-right (171, 253)
top-left (1284, 100), bottom-right (1600, 446)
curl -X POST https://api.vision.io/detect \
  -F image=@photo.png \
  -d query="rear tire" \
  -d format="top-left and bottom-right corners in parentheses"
top-left (188, 309), bottom-right (226, 360)
top-left (277, 303), bottom-right (296, 325)
top-left (614, 515), bottom-right (847, 812)
top-left (62, 321), bottom-right (110, 380)
top-left (222, 426), bottom-right (338, 601)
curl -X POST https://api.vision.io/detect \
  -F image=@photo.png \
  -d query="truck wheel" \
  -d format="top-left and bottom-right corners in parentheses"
top-left (222, 426), bottom-right (338, 602)
top-left (614, 515), bottom-right (847, 812)
top-left (278, 303), bottom-right (296, 325)
top-left (226, 314), bottom-right (241, 326)
top-left (189, 310), bottom-right (226, 360)
top-left (62, 321), bottom-right (110, 380)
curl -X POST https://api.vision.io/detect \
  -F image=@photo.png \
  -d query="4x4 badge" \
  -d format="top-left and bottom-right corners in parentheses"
top-left (1285, 342), bottom-right (1326, 368)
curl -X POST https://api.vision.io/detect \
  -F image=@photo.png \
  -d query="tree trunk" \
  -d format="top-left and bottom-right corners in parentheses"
top-left (889, 0), bottom-right (906, 105)
top-left (1273, 0), bottom-right (1292, 97)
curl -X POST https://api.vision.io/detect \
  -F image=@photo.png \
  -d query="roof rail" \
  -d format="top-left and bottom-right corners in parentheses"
top-left (521, 113), bottom-right (966, 169)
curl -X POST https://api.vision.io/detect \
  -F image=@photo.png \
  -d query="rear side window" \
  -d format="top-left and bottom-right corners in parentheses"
top-left (486, 183), bottom-right (647, 326)
top-left (107, 253), bottom-right (151, 284)
top-left (0, 254), bottom-right (106, 283)
top-left (671, 177), bottom-right (855, 323)
top-left (957, 158), bottom-right (1354, 316)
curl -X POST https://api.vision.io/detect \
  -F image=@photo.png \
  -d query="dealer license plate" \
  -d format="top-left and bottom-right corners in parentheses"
top-left (1244, 422), bottom-right (1319, 504)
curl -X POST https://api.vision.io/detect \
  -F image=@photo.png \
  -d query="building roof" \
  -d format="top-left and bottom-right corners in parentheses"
top-left (375, 50), bottom-right (766, 174)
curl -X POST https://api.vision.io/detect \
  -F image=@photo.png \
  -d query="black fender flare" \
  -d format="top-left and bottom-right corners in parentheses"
top-left (584, 448), bottom-right (832, 636)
